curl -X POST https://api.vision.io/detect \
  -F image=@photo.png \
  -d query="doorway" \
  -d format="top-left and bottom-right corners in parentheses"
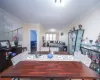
top-left (30, 30), bottom-right (37, 52)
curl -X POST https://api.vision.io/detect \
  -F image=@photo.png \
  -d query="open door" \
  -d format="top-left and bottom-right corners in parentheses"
top-left (30, 30), bottom-right (37, 52)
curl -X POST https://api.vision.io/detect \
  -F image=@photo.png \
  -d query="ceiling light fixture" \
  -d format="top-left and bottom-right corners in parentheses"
top-left (55, 0), bottom-right (62, 3)
top-left (50, 29), bottom-right (56, 32)
top-left (54, 0), bottom-right (65, 7)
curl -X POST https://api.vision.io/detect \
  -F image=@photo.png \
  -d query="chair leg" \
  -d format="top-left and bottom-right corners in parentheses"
top-left (49, 78), bottom-right (54, 80)
top-left (13, 78), bottom-right (20, 80)
top-left (12, 78), bottom-right (18, 80)
top-left (17, 78), bottom-right (20, 80)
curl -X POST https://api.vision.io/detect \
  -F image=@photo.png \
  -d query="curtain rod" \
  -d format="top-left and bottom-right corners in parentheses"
top-left (5, 27), bottom-right (23, 33)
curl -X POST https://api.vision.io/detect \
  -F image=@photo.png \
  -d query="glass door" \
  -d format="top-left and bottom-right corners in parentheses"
top-left (75, 29), bottom-right (84, 51)
top-left (68, 32), bottom-right (72, 54)
top-left (72, 31), bottom-right (77, 54)
top-left (68, 31), bottom-right (77, 54)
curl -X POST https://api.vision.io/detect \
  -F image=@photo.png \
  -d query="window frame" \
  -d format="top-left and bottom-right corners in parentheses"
top-left (45, 33), bottom-right (57, 41)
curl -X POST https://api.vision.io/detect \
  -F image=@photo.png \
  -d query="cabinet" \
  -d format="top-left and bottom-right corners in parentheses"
top-left (0, 49), bottom-right (12, 72)
top-left (0, 47), bottom-right (23, 73)
top-left (68, 29), bottom-right (84, 54)
top-left (0, 40), bottom-right (23, 72)
top-left (11, 46), bottom-right (22, 55)
top-left (81, 46), bottom-right (100, 74)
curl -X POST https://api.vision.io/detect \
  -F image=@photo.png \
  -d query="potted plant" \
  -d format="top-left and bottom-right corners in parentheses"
top-left (13, 36), bottom-right (19, 47)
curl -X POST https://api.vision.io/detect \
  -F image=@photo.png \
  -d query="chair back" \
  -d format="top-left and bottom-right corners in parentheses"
top-left (11, 51), bottom-right (29, 65)
top-left (74, 51), bottom-right (91, 67)
top-left (83, 55), bottom-right (92, 67)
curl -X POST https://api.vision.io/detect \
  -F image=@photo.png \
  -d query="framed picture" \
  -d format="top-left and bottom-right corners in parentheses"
top-left (61, 33), bottom-right (64, 36)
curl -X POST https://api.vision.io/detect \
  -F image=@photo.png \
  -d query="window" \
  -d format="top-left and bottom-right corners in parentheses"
top-left (52, 34), bottom-right (56, 41)
top-left (46, 34), bottom-right (49, 41)
top-left (49, 34), bottom-right (52, 41)
top-left (45, 33), bottom-right (56, 41)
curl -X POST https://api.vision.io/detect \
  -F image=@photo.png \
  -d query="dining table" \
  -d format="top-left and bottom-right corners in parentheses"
top-left (31, 51), bottom-right (70, 55)
top-left (0, 61), bottom-right (100, 80)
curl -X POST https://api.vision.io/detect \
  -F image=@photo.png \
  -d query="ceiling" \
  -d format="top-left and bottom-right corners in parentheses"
top-left (0, 0), bottom-right (100, 29)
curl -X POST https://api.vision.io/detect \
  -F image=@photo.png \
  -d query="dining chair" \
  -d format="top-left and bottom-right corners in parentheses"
top-left (11, 51), bottom-right (30, 80)
top-left (74, 51), bottom-right (91, 67)
top-left (11, 52), bottom-right (28, 65)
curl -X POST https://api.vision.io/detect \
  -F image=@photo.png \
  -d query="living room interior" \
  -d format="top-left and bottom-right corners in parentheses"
top-left (0, 0), bottom-right (100, 80)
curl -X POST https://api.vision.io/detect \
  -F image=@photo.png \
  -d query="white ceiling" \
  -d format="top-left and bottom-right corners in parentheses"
top-left (0, 0), bottom-right (100, 29)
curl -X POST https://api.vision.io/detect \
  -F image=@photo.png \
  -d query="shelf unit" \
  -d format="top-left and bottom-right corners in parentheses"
top-left (81, 46), bottom-right (100, 74)
top-left (68, 29), bottom-right (84, 54)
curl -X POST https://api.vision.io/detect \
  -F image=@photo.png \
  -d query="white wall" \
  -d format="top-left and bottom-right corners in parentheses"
top-left (59, 27), bottom-right (71, 45)
top-left (22, 24), bottom-right (45, 52)
top-left (60, 3), bottom-right (100, 44)
top-left (39, 25), bottom-right (45, 48)
top-left (0, 8), bottom-right (23, 41)
top-left (0, 8), bottom-right (45, 49)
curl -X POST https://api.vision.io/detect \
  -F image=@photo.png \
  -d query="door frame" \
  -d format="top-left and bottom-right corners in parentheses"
top-left (28, 29), bottom-right (38, 52)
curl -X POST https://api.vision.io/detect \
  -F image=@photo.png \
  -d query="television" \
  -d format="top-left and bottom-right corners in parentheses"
top-left (0, 40), bottom-right (11, 49)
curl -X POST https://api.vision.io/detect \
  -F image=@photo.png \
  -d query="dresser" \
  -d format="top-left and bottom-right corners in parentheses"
top-left (0, 49), bottom-right (12, 72)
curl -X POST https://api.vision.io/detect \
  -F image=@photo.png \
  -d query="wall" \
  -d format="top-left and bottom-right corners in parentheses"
top-left (60, 3), bottom-right (100, 44)
top-left (0, 8), bottom-right (45, 49)
top-left (39, 24), bottom-right (45, 49)
top-left (59, 27), bottom-right (71, 45)
top-left (0, 8), bottom-right (23, 41)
